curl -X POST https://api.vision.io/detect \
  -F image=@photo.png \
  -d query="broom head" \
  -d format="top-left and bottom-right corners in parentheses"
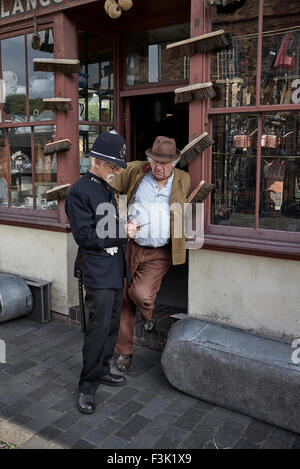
top-left (167, 30), bottom-right (232, 59)
top-left (180, 132), bottom-right (214, 167)
top-left (33, 58), bottom-right (81, 74)
top-left (46, 183), bottom-right (71, 202)
top-left (187, 180), bottom-right (215, 204)
top-left (43, 138), bottom-right (72, 155)
top-left (43, 98), bottom-right (72, 112)
top-left (175, 82), bottom-right (216, 104)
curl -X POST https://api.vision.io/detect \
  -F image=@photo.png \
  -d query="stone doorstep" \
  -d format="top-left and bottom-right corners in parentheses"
top-left (161, 317), bottom-right (300, 435)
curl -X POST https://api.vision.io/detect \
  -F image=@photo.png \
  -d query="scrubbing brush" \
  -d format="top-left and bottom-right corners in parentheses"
top-left (43, 138), bottom-right (72, 155)
top-left (187, 180), bottom-right (215, 204)
top-left (175, 82), bottom-right (216, 104)
top-left (166, 30), bottom-right (232, 59)
top-left (46, 183), bottom-right (71, 202)
top-left (43, 98), bottom-right (72, 112)
top-left (180, 132), bottom-right (214, 168)
top-left (33, 58), bottom-right (81, 74)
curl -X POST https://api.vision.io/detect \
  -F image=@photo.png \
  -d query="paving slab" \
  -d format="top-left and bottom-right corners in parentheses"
top-left (0, 317), bottom-right (298, 449)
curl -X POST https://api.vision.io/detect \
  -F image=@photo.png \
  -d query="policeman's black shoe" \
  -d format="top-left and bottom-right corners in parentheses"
top-left (99, 373), bottom-right (127, 386)
top-left (143, 319), bottom-right (155, 332)
top-left (77, 392), bottom-right (96, 414)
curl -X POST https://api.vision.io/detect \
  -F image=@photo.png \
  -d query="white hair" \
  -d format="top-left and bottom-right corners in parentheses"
top-left (147, 156), bottom-right (180, 167)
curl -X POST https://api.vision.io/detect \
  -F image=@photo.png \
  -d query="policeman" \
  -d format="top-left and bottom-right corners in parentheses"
top-left (65, 130), bottom-right (138, 414)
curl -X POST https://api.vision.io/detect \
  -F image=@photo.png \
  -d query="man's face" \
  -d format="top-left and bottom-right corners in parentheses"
top-left (149, 158), bottom-right (173, 181)
top-left (92, 159), bottom-right (120, 183)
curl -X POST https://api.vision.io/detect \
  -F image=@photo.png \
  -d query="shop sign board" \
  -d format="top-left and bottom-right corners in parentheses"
top-left (0, 0), bottom-right (97, 21)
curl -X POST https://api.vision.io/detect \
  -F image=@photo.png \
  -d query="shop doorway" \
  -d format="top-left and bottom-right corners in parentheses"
top-left (128, 92), bottom-right (189, 162)
top-left (127, 92), bottom-right (189, 341)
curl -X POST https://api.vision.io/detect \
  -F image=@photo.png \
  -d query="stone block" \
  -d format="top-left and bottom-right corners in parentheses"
top-left (161, 318), bottom-right (300, 434)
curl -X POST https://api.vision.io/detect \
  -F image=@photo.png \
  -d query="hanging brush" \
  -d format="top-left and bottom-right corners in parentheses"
top-left (166, 30), bottom-right (232, 59)
top-left (33, 58), bottom-right (81, 74)
top-left (43, 138), bottom-right (72, 155)
top-left (31, 17), bottom-right (42, 50)
top-left (46, 183), bottom-right (71, 202)
top-left (187, 180), bottom-right (215, 205)
top-left (43, 98), bottom-right (72, 112)
top-left (174, 82), bottom-right (216, 104)
top-left (180, 132), bottom-right (214, 168)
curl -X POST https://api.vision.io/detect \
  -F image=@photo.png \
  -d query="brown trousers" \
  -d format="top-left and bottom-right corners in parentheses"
top-left (115, 240), bottom-right (172, 355)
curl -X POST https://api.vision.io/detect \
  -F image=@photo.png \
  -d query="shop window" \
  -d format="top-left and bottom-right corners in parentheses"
top-left (0, 29), bottom-right (56, 213)
top-left (126, 23), bottom-right (190, 86)
top-left (211, 0), bottom-right (259, 108)
top-left (211, 113), bottom-right (258, 228)
top-left (79, 33), bottom-right (114, 124)
top-left (208, 0), bottom-right (300, 244)
top-left (259, 112), bottom-right (300, 232)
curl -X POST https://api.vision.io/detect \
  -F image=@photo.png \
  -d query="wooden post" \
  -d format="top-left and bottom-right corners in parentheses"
top-left (53, 12), bottom-right (79, 225)
top-left (189, 0), bottom-right (211, 188)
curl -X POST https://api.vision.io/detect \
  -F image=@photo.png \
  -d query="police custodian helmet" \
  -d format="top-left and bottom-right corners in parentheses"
top-left (87, 130), bottom-right (127, 169)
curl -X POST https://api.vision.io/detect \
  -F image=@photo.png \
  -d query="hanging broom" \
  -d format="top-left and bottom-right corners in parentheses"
top-left (43, 98), bottom-right (72, 112)
top-left (43, 138), bottom-right (72, 155)
top-left (33, 58), bottom-right (81, 74)
top-left (166, 30), bottom-right (232, 59)
top-left (46, 183), bottom-right (71, 202)
top-left (187, 180), bottom-right (215, 204)
top-left (175, 82), bottom-right (216, 104)
top-left (180, 132), bottom-right (214, 168)
top-left (31, 17), bottom-right (42, 50)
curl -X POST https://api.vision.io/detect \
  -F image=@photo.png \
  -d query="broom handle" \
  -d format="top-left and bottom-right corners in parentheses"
top-left (187, 181), bottom-right (205, 204)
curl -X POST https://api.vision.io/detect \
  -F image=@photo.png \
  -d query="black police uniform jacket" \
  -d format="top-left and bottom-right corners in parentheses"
top-left (65, 171), bottom-right (128, 289)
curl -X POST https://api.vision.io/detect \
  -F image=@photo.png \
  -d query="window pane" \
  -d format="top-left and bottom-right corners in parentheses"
top-left (126, 24), bottom-right (190, 86)
top-left (79, 32), bottom-right (114, 124)
top-left (259, 111), bottom-right (300, 232)
top-left (211, 0), bottom-right (259, 108)
top-left (261, 2), bottom-right (300, 106)
top-left (9, 127), bottom-right (32, 208)
top-left (2, 36), bottom-right (26, 123)
top-left (79, 125), bottom-right (113, 174)
top-left (211, 113), bottom-right (258, 228)
top-left (35, 125), bottom-right (57, 211)
top-left (0, 130), bottom-right (8, 207)
top-left (27, 29), bottom-right (55, 122)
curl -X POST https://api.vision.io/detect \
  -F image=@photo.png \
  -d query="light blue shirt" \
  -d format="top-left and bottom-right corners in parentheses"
top-left (128, 170), bottom-right (174, 247)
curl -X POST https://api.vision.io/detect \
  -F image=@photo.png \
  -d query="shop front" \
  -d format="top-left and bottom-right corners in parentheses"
top-left (0, 0), bottom-right (299, 342)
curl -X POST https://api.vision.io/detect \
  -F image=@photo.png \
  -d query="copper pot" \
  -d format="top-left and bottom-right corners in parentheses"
top-left (261, 131), bottom-right (293, 149)
top-left (233, 129), bottom-right (258, 148)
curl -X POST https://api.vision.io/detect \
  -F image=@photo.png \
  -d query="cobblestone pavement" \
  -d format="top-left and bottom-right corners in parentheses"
top-left (0, 318), bottom-right (299, 450)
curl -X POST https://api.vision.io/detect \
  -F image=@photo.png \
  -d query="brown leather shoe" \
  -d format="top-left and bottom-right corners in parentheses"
top-left (115, 354), bottom-right (132, 372)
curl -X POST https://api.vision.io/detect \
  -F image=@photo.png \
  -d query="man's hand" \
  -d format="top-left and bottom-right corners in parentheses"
top-left (126, 219), bottom-right (140, 239)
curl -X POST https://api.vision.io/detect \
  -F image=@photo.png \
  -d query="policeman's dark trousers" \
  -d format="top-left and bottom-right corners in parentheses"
top-left (79, 287), bottom-right (123, 395)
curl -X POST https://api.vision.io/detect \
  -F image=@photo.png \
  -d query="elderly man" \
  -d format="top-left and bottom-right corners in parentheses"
top-left (65, 130), bottom-right (138, 414)
top-left (111, 136), bottom-right (191, 372)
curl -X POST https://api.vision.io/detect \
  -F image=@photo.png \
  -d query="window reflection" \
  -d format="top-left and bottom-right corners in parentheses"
top-left (0, 131), bottom-right (8, 207)
top-left (9, 127), bottom-right (32, 208)
top-left (211, 0), bottom-right (259, 108)
top-left (259, 112), bottom-right (300, 231)
top-left (2, 35), bottom-right (26, 123)
top-left (126, 24), bottom-right (190, 86)
top-left (27, 30), bottom-right (55, 122)
top-left (34, 125), bottom-right (57, 211)
top-left (211, 114), bottom-right (258, 228)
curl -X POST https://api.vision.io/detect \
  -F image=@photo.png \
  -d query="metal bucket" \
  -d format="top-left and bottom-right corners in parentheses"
top-left (0, 273), bottom-right (33, 323)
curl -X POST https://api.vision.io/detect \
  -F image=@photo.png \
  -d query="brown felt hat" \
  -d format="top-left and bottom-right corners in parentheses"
top-left (145, 136), bottom-right (180, 163)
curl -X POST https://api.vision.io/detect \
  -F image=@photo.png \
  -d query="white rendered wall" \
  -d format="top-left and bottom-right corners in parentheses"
top-left (189, 249), bottom-right (300, 342)
top-left (0, 225), bottom-right (78, 315)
